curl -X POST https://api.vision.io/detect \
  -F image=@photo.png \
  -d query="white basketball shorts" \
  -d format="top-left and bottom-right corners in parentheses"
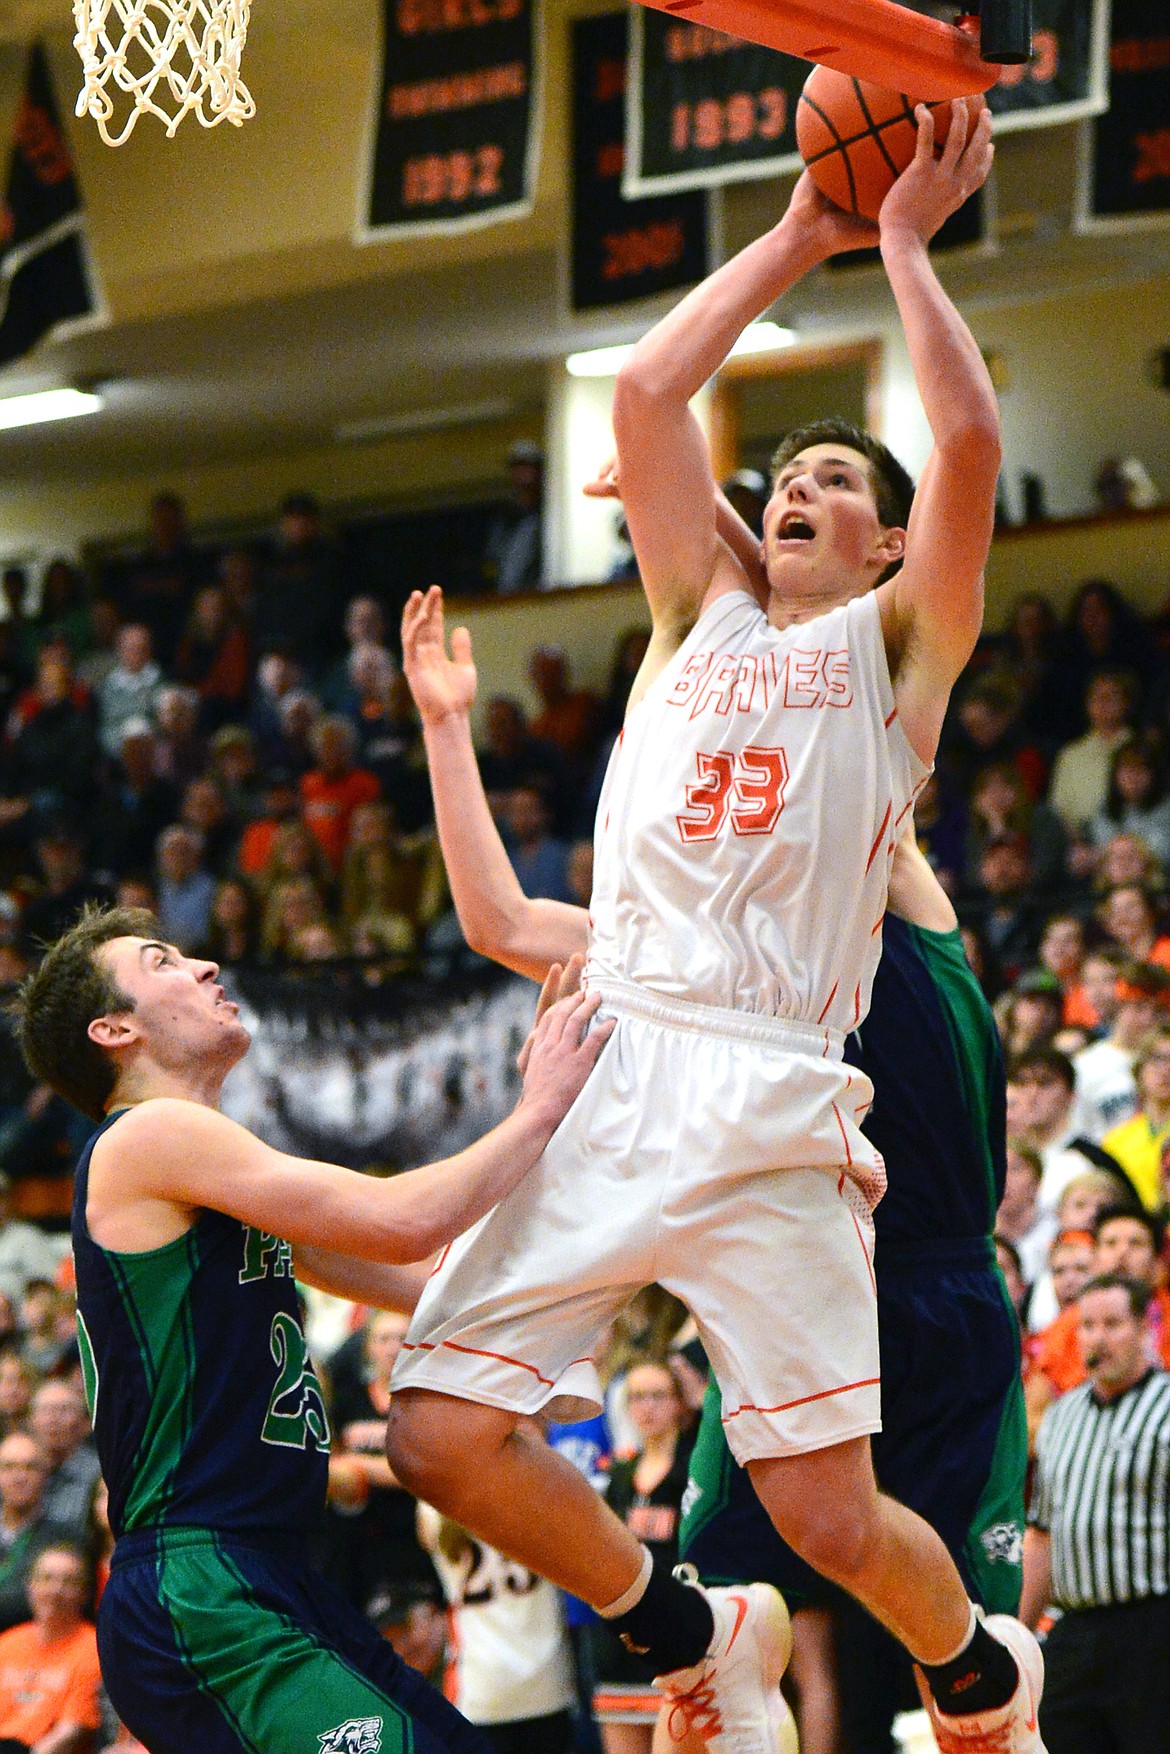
top-left (391, 978), bottom-right (886, 1462)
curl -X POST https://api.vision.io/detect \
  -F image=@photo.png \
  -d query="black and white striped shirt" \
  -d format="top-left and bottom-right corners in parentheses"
top-left (1030, 1368), bottom-right (1170, 1609)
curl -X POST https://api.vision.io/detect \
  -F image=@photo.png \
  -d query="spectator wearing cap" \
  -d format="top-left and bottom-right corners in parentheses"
top-left (1048, 669), bottom-right (1138, 836)
top-left (91, 720), bottom-right (179, 879)
top-left (1100, 1024), bottom-right (1170, 1210)
top-left (482, 440), bottom-right (544, 595)
top-left (1022, 1273), bottom-right (1170, 1752)
top-left (1074, 960), bottom-right (1170, 1139)
top-left (254, 492), bottom-right (344, 676)
top-left (300, 716), bottom-right (381, 872)
top-left (96, 624), bottom-right (160, 759)
top-left (155, 825), bottom-right (215, 953)
top-left (28, 1384), bottom-right (99, 1546)
top-left (1008, 1047), bottom-right (1128, 1218)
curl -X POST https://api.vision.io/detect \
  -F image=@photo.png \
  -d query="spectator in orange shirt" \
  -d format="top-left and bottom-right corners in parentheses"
top-left (0, 1541), bottom-right (100, 1754)
top-left (299, 716), bottom-right (380, 872)
top-left (1037, 913), bottom-right (1094, 1029)
top-left (1026, 1206), bottom-right (1170, 1450)
top-left (528, 649), bottom-right (601, 786)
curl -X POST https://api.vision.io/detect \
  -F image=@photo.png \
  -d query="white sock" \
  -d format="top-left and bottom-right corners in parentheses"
top-left (914, 1600), bottom-right (979, 1669)
top-left (598, 1544), bottom-right (653, 1619)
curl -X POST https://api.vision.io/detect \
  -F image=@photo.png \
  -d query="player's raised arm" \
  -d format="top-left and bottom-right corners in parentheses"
top-left (402, 587), bottom-right (588, 979)
top-left (612, 180), bottom-right (878, 636)
top-left (90, 987), bottom-right (612, 1264)
top-left (875, 97), bottom-right (1001, 762)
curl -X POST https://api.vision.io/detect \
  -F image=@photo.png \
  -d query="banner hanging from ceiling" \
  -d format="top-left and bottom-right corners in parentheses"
top-left (358, 0), bottom-right (542, 239)
top-left (570, 11), bottom-right (709, 312)
top-left (0, 44), bottom-right (102, 365)
top-left (1078, 0), bottom-right (1170, 230)
top-left (624, 0), bottom-right (1109, 197)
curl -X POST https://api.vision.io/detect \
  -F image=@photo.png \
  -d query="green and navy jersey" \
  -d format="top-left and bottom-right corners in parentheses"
top-left (846, 915), bottom-right (1006, 1245)
top-left (72, 1109), bottom-right (330, 1542)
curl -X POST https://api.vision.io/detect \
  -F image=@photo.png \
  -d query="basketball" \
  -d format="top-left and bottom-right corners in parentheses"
top-left (795, 64), bottom-right (954, 223)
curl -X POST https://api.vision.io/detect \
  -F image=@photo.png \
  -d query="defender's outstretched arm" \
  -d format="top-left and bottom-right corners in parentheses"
top-left (402, 586), bottom-right (588, 979)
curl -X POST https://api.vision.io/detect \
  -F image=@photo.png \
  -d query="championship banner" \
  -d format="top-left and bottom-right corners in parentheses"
top-left (357, 0), bottom-right (542, 240)
top-left (1079, 0), bottom-right (1170, 230)
top-left (624, 0), bottom-right (1109, 197)
top-left (571, 11), bottom-right (709, 312)
top-left (0, 44), bottom-right (100, 367)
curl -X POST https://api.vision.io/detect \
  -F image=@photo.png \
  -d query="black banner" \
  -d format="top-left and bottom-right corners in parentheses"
top-left (571, 11), bottom-right (709, 312)
top-left (624, 0), bottom-right (1108, 197)
top-left (0, 45), bottom-right (98, 366)
top-left (827, 188), bottom-right (988, 272)
top-left (1082, 0), bottom-right (1170, 228)
top-left (359, 0), bottom-right (540, 239)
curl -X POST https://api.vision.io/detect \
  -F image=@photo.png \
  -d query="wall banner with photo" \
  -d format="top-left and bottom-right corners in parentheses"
top-left (623, 0), bottom-right (1109, 197)
top-left (1078, 0), bottom-right (1170, 230)
top-left (570, 11), bottom-right (709, 313)
top-left (357, 0), bottom-right (542, 240)
top-left (220, 966), bottom-right (534, 1171)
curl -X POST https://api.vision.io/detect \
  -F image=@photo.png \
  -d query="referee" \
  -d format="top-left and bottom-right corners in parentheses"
top-left (1021, 1270), bottom-right (1170, 1751)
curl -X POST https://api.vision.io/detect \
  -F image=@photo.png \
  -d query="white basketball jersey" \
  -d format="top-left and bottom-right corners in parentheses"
top-left (420, 1509), bottom-right (575, 1725)
top-left (587, 587), bottom-right (929, 1032)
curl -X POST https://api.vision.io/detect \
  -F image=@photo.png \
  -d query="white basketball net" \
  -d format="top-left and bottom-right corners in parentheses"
top-left (72, 0), bottom-right (255, 147)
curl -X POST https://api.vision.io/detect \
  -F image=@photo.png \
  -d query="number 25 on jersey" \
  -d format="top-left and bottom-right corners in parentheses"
top-left (677, 745), bottom-right (788, 843)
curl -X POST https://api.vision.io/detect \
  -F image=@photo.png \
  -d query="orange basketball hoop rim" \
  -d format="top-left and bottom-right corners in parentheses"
top-left (634, 0), bottom-right (1000, 102)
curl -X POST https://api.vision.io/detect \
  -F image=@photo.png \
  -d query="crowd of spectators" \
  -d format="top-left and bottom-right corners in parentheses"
top-left (3, 482), bottom-right (1170, 1749)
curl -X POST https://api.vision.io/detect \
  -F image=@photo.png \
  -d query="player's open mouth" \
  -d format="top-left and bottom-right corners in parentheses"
top-left (777, 512), bottom-right (815, 541)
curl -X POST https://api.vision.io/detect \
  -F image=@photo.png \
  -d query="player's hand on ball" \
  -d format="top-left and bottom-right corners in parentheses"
top-left (401, 585), bottom-right (478, 724)
top-left (879, 96), bottom-right (993, 243)
top-left (786, 170), bottom-right (879, 258)
top-left (518, 984), bottom-right (614, 1132)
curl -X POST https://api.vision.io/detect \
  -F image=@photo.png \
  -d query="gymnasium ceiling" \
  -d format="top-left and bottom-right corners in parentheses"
top-left (0, 0), bottom-right (1167, 505)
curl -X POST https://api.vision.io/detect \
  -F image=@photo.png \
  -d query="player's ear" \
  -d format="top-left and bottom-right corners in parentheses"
top-left (876, 526), bottom-right (906, 568)
top-left (88, 1013), bottom-right (139, 1050)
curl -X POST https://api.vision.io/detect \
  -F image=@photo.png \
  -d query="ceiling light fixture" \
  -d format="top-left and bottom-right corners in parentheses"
top-left (335, 398), bottom-right (514, 444)
top-left (566, 323), bottom-right (797, 378)
top-left (0, 388), bottom-right (103, 432)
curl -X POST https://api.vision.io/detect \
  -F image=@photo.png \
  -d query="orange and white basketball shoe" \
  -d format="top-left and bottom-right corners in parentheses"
top-left (924, 1616), bottom-right (1047, 1753)
top-left (655, 1571), bottom-right (792, 1752)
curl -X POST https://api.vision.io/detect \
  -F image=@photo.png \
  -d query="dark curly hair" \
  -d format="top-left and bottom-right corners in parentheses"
top-left (13, 904), bottom-right (158, 1121)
